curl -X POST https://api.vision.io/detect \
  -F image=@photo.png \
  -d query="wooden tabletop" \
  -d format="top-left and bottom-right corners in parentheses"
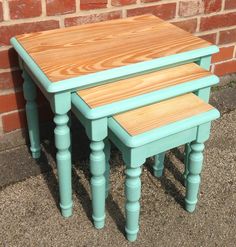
top-left (77, 63), bottom-right (212, 109)
top-left (113, 93), bottom-right (214, 136)
top-left (15, 14), bottom-right (211, 83)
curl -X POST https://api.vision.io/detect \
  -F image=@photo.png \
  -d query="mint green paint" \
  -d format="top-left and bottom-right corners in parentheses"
top-left (153, 153), bottom-right (165, 178)
top-left (72, 102), bottom-right (107, 226)
top-left (186, 56), bottom-right (212, 178)
top-left (195, 56), bottom-right (212, 102)
top-left (183, 143), bottom-right (191, 183)
top-left (71, 75), bottom-right (219, 120)
top-left (54, 113), bottom-right (72, 218)
top-left (196, 122), bottom-right (212, 142)
top-left (196, 87), bottom-right (211, 102)
top-left (125, 166), bottom-right (142, 242)
top-left (89, 141), bottom-right (106, 229)
top-left (51, 92), bottom-right (73, 218)
top-left (197, 55), bottom-right (212, 70)
top-left (11, 37), bottom-right (218, 93)
top-left (185, 142), bottom-right (205, 212)
top-left (50, 92), bottom-right (71, 115)
top-left (22, 70), bottom-right (41, 159)
top-left (104, 139), bottom-right (111, 199)
top-left (125, 128), bottom-right (197, 167)
top-left (108, 107), bottom-right (220, 241)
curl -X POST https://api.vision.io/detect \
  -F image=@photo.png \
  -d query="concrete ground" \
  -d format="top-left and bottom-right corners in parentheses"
top-left (0, 82), bottom-right (236, 246)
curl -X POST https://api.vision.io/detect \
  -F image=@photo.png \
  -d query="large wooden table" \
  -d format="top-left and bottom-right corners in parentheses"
top-left (11, 14), bottom-right (218, 220)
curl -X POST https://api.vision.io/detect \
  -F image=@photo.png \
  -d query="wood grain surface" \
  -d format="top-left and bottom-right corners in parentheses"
top-left (113, 93), bottom-right (214, 136)
top-left (77, 63), bottom-right (212, 108)
top-left (16, 15), bottom-right (211, 82)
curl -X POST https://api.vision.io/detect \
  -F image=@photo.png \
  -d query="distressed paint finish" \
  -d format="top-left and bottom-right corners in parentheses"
top-left (22, 70), bottom-right (41, 159)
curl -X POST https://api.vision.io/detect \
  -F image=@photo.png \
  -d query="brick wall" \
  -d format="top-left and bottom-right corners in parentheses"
top-left (0, 0), bottom-right (236, 135)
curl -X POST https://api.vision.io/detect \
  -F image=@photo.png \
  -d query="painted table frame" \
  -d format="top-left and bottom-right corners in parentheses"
top-left (71, 55), bottom-right (219, 228)
top-left (108, 108), bottom-right (220, 241)
top-left (11, 37), bottom-right (218, 222)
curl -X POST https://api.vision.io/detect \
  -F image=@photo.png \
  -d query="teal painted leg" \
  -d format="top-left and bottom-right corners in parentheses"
top-left (195, 56), bottom-right (212, 103)
top-left (185, 141), bottom-right (205, 213)
top-left (104, 139), bottom-right (111, 199)
top-left (54, 113), bottom-right (72, 217)
top-left (90, 140), bottom-right (106, 229)
top-left (183, 143), bottom-right (191, 185)
top-left (153, 152), bottom-right (165, 178)
top-left (22, 70), bottom-right (41, 159)
top-left (68, 111), bottom-right (72, 153)
top-left (125, 166), bottom-right (142, 242)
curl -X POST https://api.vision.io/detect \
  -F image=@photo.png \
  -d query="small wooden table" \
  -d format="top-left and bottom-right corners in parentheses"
top-left (11, 14), bottom-right (218, 219)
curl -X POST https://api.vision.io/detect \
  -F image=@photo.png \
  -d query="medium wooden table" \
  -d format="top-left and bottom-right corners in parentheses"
top-left (11, 14), bottom-right (218, 219)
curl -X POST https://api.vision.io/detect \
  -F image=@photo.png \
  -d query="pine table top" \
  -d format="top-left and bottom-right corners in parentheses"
top-left (113, 93), bottom-right (214, 136)
top-left (77, 63), bottom-right (212, 109)
top-left (15, 14), bottom-right (211, 83)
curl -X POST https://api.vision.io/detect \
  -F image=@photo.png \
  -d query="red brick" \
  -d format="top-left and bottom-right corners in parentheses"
top-left (198, 33), bottom-right (217, 44)
top-left (200, 12), bottom-right (236, 31)
top-left (172, 18), bottom-right (197, 33)
top-left (127, 3), bottom-right (176, 20)
top-left (9, 0), bottom-right (42, 19)
top-left (225, 0), bottom-right (236, 9)
top-left (0, 20), bottom-right (59, 46)
top-left (0, 2), bottom-right (3, 22)
top-left (112, 0), bottom-right (136, 6)
top-left (0, 48), bottom-right (19, 69)
top-left (219, 28), bottom-right (236, 45)
top-left (0, 70), bottom-right (23, 89)
top-left (46, 0), bottom-right (76, 16)
top-left (0, 91), bottom-right (25, 113)
top-left (141, 0), bottom-right (160, 2)
top-left (2, 110), bottom-right (27, 132)
top-left (141, 0), bottom-right (161, 3)
top-left (80, 0), bottom-right (107, 10)
top-left (214, 60), bottom-right (236, 76)
top-left (65, 11), bottom-right (122, 27)
top-left (179, 0), bottom-right (204, 17)
top-left (204, 0), bottom-right (222, 13)
top-left (212, 46), bottom-right (234, 63)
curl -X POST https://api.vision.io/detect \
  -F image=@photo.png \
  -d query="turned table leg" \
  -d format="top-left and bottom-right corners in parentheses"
top-left (185, 141), bottom-right (205, 213)
top-left (183, 143), bottom-right (191, 184)
top-left (104, 139), bottom-right (111, 199)
top-left (51, 92), bottom-right (73, 218)
top-left (153, 153), bottom-right (165, 178)
top-left (22, 70), bottom-right (41, 159)
top-left (125, 166), bottom-right (142, 242)
top-left (90, 140), bottom-right (106, 229)
top-left (54, 113), bottom-right (72, 217)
